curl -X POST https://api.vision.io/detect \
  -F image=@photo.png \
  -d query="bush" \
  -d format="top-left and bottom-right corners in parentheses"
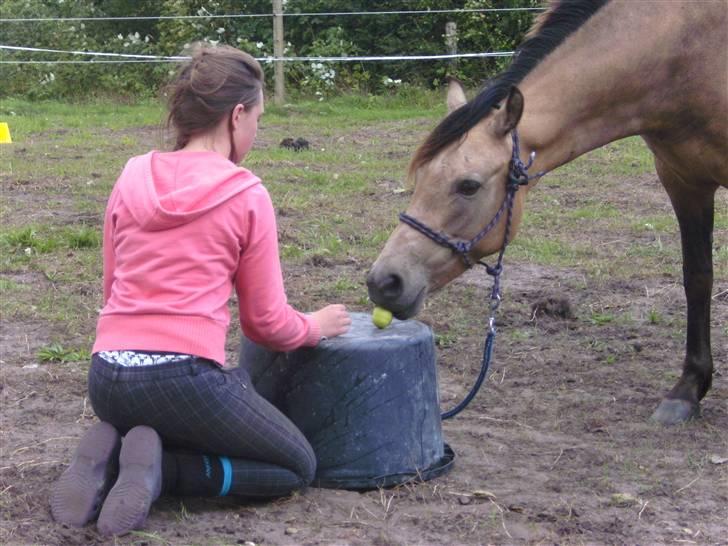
top-left (0, 0), bottom-right (539, 100)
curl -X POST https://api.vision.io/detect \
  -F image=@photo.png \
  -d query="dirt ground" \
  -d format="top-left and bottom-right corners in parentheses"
top-left (1, 116), bottom-right (727, 546)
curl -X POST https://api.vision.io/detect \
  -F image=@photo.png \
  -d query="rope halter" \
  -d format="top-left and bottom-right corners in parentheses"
top-left (399, 129), bottom-right (545, 277)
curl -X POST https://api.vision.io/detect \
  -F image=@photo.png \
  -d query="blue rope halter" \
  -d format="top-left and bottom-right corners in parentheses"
top-left (398, 129), bottom-right (545, 419)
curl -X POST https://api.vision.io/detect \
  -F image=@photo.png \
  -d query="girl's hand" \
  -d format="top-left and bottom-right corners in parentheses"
top-left (312, 304), bottom-right (351, 339)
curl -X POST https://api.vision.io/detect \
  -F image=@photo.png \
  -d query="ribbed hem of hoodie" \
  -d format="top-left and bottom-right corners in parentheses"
top-left (302, 315), bottom-right (322, 347)
top-left (93, 314), bottom-right (228, 366)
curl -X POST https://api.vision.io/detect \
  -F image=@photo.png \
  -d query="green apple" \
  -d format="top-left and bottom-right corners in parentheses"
top-left (372, 306), bottom-right (393, 329)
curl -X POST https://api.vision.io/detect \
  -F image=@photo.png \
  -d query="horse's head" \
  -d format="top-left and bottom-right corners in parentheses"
top-left (367, 80), bottom-right (528, 318)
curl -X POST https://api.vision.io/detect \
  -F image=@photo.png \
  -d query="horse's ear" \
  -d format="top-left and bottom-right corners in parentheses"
top-left (493, 86), bottom-right (524, 136)
top-left (446, 77), bottom-right (467, 113)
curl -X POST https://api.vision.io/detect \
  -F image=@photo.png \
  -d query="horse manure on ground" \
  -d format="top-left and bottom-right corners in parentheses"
top-left (530, 296), bottom-right (575, 320)
top-left (280, 137), bottom-right (310, 151)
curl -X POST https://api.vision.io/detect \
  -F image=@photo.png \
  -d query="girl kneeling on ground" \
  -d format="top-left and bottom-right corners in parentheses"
top-left (50, 44), bottom-right (351, 537)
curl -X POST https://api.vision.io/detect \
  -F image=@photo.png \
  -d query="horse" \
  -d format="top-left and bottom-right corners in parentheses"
top-left (366, 0), bottom-right (727, 425)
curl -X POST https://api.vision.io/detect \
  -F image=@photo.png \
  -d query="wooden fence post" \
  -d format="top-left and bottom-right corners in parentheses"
top-left (273, 0), bottom-right (285, 105)
top-left (445, 21), bottom-right (458, 72)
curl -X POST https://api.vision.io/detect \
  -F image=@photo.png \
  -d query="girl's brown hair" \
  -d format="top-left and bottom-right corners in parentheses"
top-left (166, 44), bottom-right (264, 150)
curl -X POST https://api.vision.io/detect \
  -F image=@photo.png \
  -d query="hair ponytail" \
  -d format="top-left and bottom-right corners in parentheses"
top-left (166, 44), bottom-right (264, 151)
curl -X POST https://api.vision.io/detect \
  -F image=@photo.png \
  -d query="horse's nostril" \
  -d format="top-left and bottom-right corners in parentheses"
top-left (367, 271), bottom-right (403, 301)
top-left (380, 274), bottom-right (402, 299)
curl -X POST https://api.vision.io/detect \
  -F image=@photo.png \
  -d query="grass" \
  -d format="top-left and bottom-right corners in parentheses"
top-left (589, 312), bottom-right (615, 326)
top-left (37, 342), bottom-right (90, 363)
top-left (0, 97), bottom-right (164, 138)
top-left (1, 92), bottom-right (726, 361)
top-left (647, 309), bottom-right (663, 325)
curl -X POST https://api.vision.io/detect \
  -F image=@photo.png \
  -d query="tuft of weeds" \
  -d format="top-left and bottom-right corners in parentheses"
top-left (647, 308), bottom-right (662, 325)
top-left (435, 332), bottom-right (458, 348)
top-left (37, 342), bottom-right (90, 363)
top-left (0, 278), bottom-right (19, 291)
top-left (589, 312), bottom-right (615, 326)
top-left (1, 226), bottom-right (59, 254)
top-left (63, 226), bottom-right (101, 249)
top-left (1, 225), bottom-right (101, 258)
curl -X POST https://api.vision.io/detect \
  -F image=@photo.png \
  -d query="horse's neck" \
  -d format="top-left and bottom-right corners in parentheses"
top-left (517, 1), bottom-right (719, 174)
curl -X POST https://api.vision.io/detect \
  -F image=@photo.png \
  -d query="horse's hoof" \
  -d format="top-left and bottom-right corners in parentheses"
top-left (650, 399), bottom-right (700, 425)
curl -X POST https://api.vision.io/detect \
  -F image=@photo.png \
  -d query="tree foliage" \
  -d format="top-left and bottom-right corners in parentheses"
top-left (0, 0), bottom-right (540, 99)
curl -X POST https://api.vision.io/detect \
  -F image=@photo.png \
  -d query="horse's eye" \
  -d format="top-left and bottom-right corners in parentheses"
top-left (456, 179), bottom-right (481, 196)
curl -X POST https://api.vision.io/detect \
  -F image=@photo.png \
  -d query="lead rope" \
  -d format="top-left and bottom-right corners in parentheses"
top-left (440, 190), bottom-right (514, 420)
top-left (440, 130), bottom-right (544, 420)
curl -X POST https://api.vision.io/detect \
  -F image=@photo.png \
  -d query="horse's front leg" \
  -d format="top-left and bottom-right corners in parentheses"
top-left (651, 157), bottom-right (716, 425)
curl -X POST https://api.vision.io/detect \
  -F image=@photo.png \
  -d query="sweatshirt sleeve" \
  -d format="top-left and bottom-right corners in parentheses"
top-left (101, 186), bottom-right (121, 305)
top-left (235, 187), bottom-right (321, 351)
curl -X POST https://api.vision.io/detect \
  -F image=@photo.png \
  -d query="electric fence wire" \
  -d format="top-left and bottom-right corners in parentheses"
top-left (1, 6), bottom-right (535, 65)
top-left (0, 44), bottom-right (515, 64)
top-left (0, 6), bottom-right (543, 23)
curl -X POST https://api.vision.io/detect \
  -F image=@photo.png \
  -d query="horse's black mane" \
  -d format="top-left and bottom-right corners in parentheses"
top-left (411, 0), bottom-right (610, 171)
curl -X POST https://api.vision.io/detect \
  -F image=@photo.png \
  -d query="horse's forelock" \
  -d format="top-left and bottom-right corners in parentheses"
top-left (408, 84), bottom-right (511, 177)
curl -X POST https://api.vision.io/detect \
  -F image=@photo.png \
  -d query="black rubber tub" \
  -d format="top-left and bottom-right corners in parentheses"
top-left (238, 312), bottom-right (454, 490)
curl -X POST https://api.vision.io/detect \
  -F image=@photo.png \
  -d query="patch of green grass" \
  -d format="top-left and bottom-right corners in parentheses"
top-left (0, 225), bottom-right (101, 261)
top-left (508, 328), bottom-right (534, 342)
top-left (509, 236), bottom-right (592, 267)
top-left (37, 342), bottom-right (90, 363)
top-left (589, 312), bottom-right (615, 326)
top-left (559, 137), bottom-right (655, 177)
top-left (126, 530), bottom-right (173, 545)
top-left (0, 98), bottom-right (164, 140)
top-left (566, 202), bottom-right (621, 221)
top-left (64, 226), bottom-right (101, 249)
top-left (635, 216), bottom-right (677, 233)
top-left (647, 309), bottom-right (662, 325)
top-left (268, 88), bottom-right (444, 127)
top-left (435, 332), bottom-right (458, 348)
top-left (1, 226), bottom-right (60, 254)
top-left (280, 244), bottom-right (305, 260)
top-left (0, 277), bottom-right (19, 291)
top-left (332, 277), bottom-right (361, 293)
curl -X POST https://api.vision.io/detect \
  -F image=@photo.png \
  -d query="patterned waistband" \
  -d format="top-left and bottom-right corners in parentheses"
top-left (96, 350), bottom-right (196, 367)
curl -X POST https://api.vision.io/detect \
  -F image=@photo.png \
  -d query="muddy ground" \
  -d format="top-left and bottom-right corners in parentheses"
top-left (1, 110), bottom-right (727, 546)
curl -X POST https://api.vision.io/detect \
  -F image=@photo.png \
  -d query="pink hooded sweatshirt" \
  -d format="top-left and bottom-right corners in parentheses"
top-left (92, 150), bottom-right (320, 365)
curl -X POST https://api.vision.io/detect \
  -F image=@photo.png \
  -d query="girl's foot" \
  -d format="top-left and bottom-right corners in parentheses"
top-left (97, 426), bottom-right (163, 536)
top-left (50, 421), bottom-right (121, 527)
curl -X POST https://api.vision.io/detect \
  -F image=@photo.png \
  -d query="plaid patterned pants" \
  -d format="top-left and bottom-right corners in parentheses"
top-left (88, 354), bottom-right (316, 498)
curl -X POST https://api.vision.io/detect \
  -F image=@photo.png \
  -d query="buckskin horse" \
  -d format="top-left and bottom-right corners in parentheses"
top-left (366, 0), bottom-right (727, 425)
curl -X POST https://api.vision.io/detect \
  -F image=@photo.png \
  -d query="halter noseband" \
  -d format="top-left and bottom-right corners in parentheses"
top-left (399, 129), bottom-right (544, 274)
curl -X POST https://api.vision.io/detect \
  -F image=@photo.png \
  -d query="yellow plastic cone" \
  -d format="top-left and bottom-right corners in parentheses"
top-left (0, 123), bottom-right (11, 144)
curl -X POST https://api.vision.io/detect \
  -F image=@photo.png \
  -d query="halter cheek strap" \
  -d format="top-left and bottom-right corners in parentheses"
top-left (399, 129), bottom-right (547, 421)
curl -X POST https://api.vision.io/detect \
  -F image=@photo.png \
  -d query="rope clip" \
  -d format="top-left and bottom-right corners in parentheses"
top-left (488, 316), bottom-right (497, 334)
top-left (489, 293), bottom-right (501, 313)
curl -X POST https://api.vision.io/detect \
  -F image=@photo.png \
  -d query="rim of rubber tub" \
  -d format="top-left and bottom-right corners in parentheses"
top-left (313, 442), bottom-right (455, 490)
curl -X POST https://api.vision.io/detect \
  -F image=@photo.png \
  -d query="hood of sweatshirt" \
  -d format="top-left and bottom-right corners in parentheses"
top-left (116, 150), bottom-right (261, 231)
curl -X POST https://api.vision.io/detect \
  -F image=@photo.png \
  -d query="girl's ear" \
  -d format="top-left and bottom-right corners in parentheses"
top-left (230, 104), bottom-right (245, 127)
